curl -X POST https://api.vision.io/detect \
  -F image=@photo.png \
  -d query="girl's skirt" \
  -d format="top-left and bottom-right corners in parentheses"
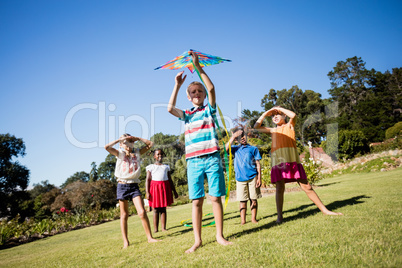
top-left (149, 180), bottom-right (174, 208)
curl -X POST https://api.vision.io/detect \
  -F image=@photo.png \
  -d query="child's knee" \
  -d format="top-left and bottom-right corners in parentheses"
top-left (137, 208), bottom-right (146, 218)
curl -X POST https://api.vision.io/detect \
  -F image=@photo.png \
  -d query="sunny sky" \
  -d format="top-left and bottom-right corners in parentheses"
top-left (1, 0), bottom-right (401, 187)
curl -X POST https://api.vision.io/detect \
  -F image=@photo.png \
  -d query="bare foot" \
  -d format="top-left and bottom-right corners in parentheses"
top-left (216, 237), bottom-right (232, 246)
top-left (323, 211), bottom-right (343, 216)
top-left (154, 230), bottom-right (159, 233)
top-left (161, 229), bottom-right (167, 232)
top-left (251, 219), bottom-right (258, 224)
top-left (185, 241), bottom-right (202, 253)
top-left (148, 238), bottom-right (161, 243)
top-left (241, 220), bottom-right (246, 225)
top-left (122, 242), bottom-right (129, 249)
top-left (276, 218), bottom-right (283, 224)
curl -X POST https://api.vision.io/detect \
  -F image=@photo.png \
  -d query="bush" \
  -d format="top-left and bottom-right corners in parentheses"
top-left (323, 129), bottom-right (370, 161)
top-left (260, 154), bottom-right (271, 187)
top-left (302, 158), bottom-right (323, 185)
top-left (385, 122), bottom-right (402, 140)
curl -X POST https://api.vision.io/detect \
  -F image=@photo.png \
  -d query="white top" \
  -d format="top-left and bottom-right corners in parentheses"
top-left (115, 149), bottom-right (141, 183)
top-left (145, 164), bottom-right (170, 181)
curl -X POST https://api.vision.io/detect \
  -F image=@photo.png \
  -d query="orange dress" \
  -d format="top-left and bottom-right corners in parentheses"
top-left (270, 123), bottom-right (307, 183)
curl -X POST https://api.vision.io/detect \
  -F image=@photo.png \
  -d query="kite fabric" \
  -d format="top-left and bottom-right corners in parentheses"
top-left (154, 49), bottom-right (231, 73)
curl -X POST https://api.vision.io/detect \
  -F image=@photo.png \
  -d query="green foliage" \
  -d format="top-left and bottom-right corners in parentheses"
top-left (370, 136), bottom-right (402, 153)
top-left (324, 129), bottom-right (370, 161)
top-left (97, 153), bottom-right (117, 182)
top-left (259, 154), bottom-right (271, 187)
top-left (0, 133), bottom-right (30, 218)
top-left (328, 58), bottom-right (401, 142)
top-left (60, 171), bottom-right (89, 189)
top-left (385, 122), bottom-right (402, 140)
top-left (302, 158), bottom-right (323, 185)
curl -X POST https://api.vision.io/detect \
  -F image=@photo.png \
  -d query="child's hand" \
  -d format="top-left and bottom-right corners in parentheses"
top-left (256, 177), bottom-right (261, 188)
top-left (189, 51), bottom-right (200, 66)
top-left (175, 71), bottom-right (187, 86)
top-left (232, 130), bottom-right (243, 138)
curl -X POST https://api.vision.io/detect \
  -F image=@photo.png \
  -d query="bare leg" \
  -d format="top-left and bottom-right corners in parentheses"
top-left (239, 201), bottom-right (247, 225)
top-left (153, 209), bottom-right (159, 233)
top-left (119, 200), bottom-right (130, 248)
top-left (275, 180), bottom-right (285, 223)
top-left (298, 180), bottom-right (343, 216)
top-left (132, 196), bottom-right (160, 242)
top-left (250, 199), bottom-right (258, 223)
top-left (185, 198), bottom-right (204, 253)
top-left (160, 207), bottom-right (167, 231)
top-left (210, 196), bottom-right (232, 246)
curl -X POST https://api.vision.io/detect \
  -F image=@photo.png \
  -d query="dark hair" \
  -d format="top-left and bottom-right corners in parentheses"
top-left (153, 148), bottom-right (165, 156)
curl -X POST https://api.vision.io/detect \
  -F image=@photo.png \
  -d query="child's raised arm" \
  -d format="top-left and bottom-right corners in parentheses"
top-left (190, 52), bottom-right (216, 107)
top-left (254, 110), bottom-right (274, 133)
top-left (137, 137), bottom-right (153, 155)
top-left (225, 130), bottom-right (242, 151)
top-left (274, 107), bottom-right (296, 126)
top-left (167, 71), bottom-right (186, 118)
top-left (104, 137), bottom-right (125, 156)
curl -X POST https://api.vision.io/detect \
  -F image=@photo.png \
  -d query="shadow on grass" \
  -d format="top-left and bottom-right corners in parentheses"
top-left (225, 195), bottom-right (371, 241)
top-left (315, 182), bottom-right (341, 187)
top-left (167, 211), bottom-right (239, 238)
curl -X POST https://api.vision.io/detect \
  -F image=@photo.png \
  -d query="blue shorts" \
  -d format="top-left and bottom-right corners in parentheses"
top-left (186, 152), bottom-right (226, 200)
top-left (116, 183), bottom-right (142, 201)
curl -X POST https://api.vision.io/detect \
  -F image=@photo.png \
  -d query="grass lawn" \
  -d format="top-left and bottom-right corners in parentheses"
top-left (0, 168), bottom-right (401, 267)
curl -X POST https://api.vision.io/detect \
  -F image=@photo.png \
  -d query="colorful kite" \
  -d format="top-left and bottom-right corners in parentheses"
top-left (154, 49), bottom-right (231, 73)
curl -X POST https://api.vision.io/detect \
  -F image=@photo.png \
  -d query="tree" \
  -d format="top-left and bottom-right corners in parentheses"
top-left (89, 162), bottom-right (98, 182)
top-left (29, 180), bottom-right (56, 200)
top-left (60, 171), bottom-right (89, 188)
top-left (328, 57), bottom-right (401, 142)
top-left (97, 153), bottom-right (117, 182)
top-left (0, 134), bottom-right (30, 218)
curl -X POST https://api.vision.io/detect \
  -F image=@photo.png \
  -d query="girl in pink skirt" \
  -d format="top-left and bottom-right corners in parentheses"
top-left (146, 149), bottom-right (178, 232)
top-left (254, 106), bottom-right (342, 223)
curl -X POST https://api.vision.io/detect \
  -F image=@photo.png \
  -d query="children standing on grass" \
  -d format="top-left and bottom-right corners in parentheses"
top-left (254, 107), bottom-right (343, 223)
top-left (105, 134), bottom-right (160, 248)
top-left (146, 149), bottom-right (179, 232)
top-left (225, 126), bottom-right (262, 225)
top-left (167, 51), bottom-right (232, 253)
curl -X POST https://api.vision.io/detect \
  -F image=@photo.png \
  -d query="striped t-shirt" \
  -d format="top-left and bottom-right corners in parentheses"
top-left (180, 103), bottom-right (220, 159)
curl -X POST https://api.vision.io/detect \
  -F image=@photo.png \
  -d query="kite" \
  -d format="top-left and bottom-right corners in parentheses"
top-left (156, 49), bottom-right (233, 227)
top-left (154, 49), bottom-right (231, 73)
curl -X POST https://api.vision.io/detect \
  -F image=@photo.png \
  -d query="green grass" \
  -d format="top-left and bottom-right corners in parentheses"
top-left (1, 168), bottom-right (401, 267)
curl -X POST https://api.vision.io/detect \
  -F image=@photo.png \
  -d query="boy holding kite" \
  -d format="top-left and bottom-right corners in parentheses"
top-left (167, 52), bottom-right (232, 253)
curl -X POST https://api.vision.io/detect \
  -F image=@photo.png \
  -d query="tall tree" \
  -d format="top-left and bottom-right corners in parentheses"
top-left (328, 57), bottom-right (401, 142)
top-left (0, 134), bottom-right (30, 218)
top-left (89, 162), bottom-right (98, 182)
top-left (327, 56), bottom-right (376, 131)
top-left (97, 153), bottom-right (117, 182)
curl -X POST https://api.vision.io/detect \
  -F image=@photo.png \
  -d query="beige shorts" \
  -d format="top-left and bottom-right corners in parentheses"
top-left (236, 177), bottom-right (262, 201)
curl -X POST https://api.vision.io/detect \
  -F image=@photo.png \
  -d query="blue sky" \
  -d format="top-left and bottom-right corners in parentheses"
top-left (1, 0), bottom-right (401, 187)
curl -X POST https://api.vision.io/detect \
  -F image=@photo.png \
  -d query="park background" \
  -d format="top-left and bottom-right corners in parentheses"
top-left (1, 0), bottom-right (401, 188)
top-left (0, 1), bottom-right (401, 264)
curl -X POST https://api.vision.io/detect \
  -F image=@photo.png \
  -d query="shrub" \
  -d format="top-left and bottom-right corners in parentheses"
top-left (323, 129), bottom-right (370, 161)
top-left (302, 158), bottom-right (323, 185)
top-left (260, 154), bottom-right (271, 187)
top-left (385, 122), bottom-right (402, 140)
